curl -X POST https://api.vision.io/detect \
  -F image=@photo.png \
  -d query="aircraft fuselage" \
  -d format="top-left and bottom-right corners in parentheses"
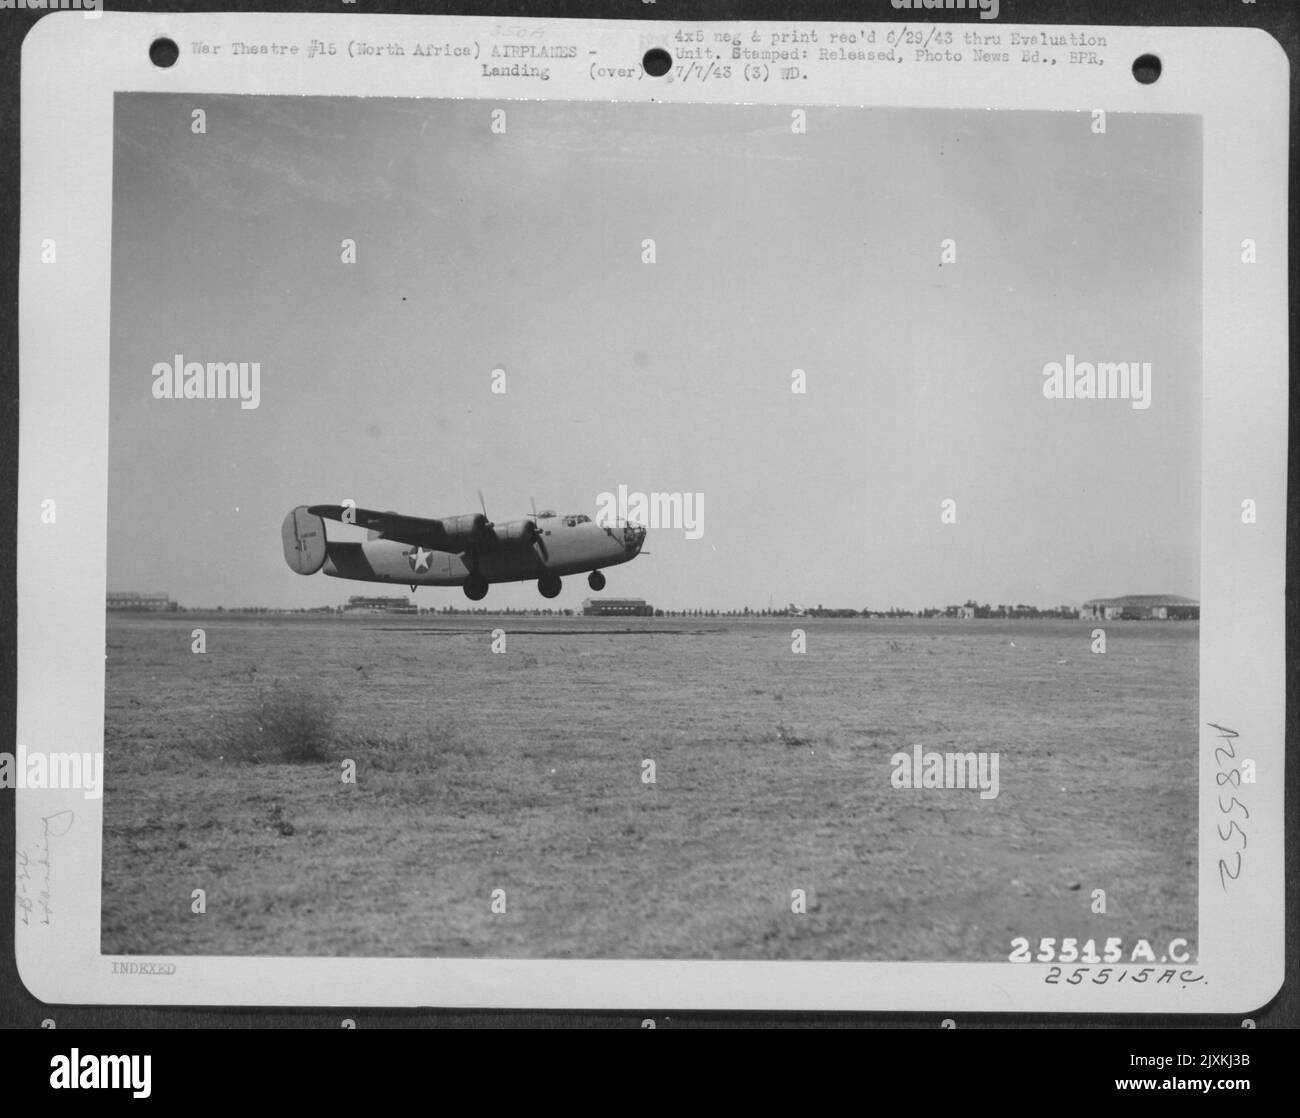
top-left (324, 519), bottom-right (640, 586)
top-left (282, 504), bottom-right (645, 599)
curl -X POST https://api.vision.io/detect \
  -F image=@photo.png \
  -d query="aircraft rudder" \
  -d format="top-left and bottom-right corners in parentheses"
top-left (281, 505), bottom-right (328, 575)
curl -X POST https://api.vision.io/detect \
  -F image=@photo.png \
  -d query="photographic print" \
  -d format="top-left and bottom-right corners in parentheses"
top-left (101, 92), bottom-right (1201, 963)
top-left (14, 11), bottom-right (1286, 1011)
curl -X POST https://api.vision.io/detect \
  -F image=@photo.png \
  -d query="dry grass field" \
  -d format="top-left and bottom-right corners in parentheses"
top-left (101, 613), bottom-right (1197, 960)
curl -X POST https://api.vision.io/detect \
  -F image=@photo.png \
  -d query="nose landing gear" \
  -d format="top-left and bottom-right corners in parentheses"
top-left (587, 570), bottom-right (606, 592)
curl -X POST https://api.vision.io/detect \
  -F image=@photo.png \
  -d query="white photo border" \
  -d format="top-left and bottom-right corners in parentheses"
top-left (16, 11), bottom-right (1288, 1011)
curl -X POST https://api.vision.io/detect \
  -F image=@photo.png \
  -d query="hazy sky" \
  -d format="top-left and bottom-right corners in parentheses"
top-left (108, 95), bottom-right (1201, 611)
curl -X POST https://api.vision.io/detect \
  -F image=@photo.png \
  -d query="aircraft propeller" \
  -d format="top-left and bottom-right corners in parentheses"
top-left (474, 489), bottom-right (494, 531)
top-left (474, 491), bottom-right (547, 563)
top-left (525, 497), bottom-right (549, 564)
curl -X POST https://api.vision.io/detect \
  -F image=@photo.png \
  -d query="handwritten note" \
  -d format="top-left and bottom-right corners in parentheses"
top-left (16, 810), bottom-right (74, 928)
top-left (1208, 723), bottom-right (1249, 893)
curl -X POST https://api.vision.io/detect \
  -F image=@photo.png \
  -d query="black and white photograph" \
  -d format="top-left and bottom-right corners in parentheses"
top-left (100, 92), bottom-right (1202, 963)
top-left (10, 10), bottom-right (1289, 1017)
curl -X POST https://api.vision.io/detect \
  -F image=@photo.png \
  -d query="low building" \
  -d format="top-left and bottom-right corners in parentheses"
top-left (1081, 594), bottom-right (1199, 621)
top-left (582, 597), bottom-right (653, 616)
top-left (343, 595), bottom-right (417, 615)
top-left (107, 591), bottom-right (177, 612)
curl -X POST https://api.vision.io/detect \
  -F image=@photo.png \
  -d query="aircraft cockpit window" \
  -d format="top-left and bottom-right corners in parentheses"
top-left (563, 514), bottom-right (591, 527)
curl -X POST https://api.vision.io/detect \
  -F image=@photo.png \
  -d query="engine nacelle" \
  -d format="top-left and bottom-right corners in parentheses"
top-left (496, 519), bottom-right (540, 547)
top-left (436, 512), bottom-right (495, 550)
top-left (282, 506), bottom-right (328, 574)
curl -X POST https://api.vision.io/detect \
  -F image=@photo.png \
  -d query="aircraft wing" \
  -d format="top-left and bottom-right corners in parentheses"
top-left (307, 505), bottom-right (469, 550)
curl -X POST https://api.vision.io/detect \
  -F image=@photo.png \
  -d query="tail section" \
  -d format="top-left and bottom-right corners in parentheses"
top-left (282, 506), bottom-right (328, 575)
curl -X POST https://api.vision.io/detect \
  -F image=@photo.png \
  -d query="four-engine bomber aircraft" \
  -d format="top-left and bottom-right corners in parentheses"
top-left (282, 497), bottom-right (646, 601)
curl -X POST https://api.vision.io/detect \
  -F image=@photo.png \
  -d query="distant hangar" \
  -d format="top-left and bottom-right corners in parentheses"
top-left (582, 597), bottom-right (653, 617)
top-left (1081, 595), bottom-right (1199, 620)
top-left (107, 591), bottom-right (177, 612)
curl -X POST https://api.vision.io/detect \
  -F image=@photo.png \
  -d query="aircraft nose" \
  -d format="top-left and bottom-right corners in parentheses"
top-left (624, 522), bottom-right (646, 553)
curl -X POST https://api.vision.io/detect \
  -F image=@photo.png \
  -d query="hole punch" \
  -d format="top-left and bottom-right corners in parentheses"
top-left (1132, 54), bottom-right (1161, 85)
top-left (150, 38), bottom-right (179, 69)
top-left (642, 48), bottom-right (672, 77)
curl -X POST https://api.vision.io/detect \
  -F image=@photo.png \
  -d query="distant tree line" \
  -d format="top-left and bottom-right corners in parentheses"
top-left (162, 601), bottom-right (1082, 619)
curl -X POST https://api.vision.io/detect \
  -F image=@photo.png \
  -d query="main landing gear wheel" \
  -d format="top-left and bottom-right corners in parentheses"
top-left (538, 573), bottom-right (562, 599)
top-left (463, 575), bottom-right (489, 601)
top-left (588, 570), bottom-right (606, 591)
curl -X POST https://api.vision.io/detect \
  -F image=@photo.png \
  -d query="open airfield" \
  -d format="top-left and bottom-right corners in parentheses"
top-left (101, 613), bottom-right (1197, 960)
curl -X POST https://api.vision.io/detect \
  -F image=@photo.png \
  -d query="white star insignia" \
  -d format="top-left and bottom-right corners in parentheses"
top-left (408, 546), bottom-right (433, 573)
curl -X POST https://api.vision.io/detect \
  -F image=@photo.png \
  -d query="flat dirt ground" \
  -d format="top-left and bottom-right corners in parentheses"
top-left (101, 614), bottom-right (1197, 960)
